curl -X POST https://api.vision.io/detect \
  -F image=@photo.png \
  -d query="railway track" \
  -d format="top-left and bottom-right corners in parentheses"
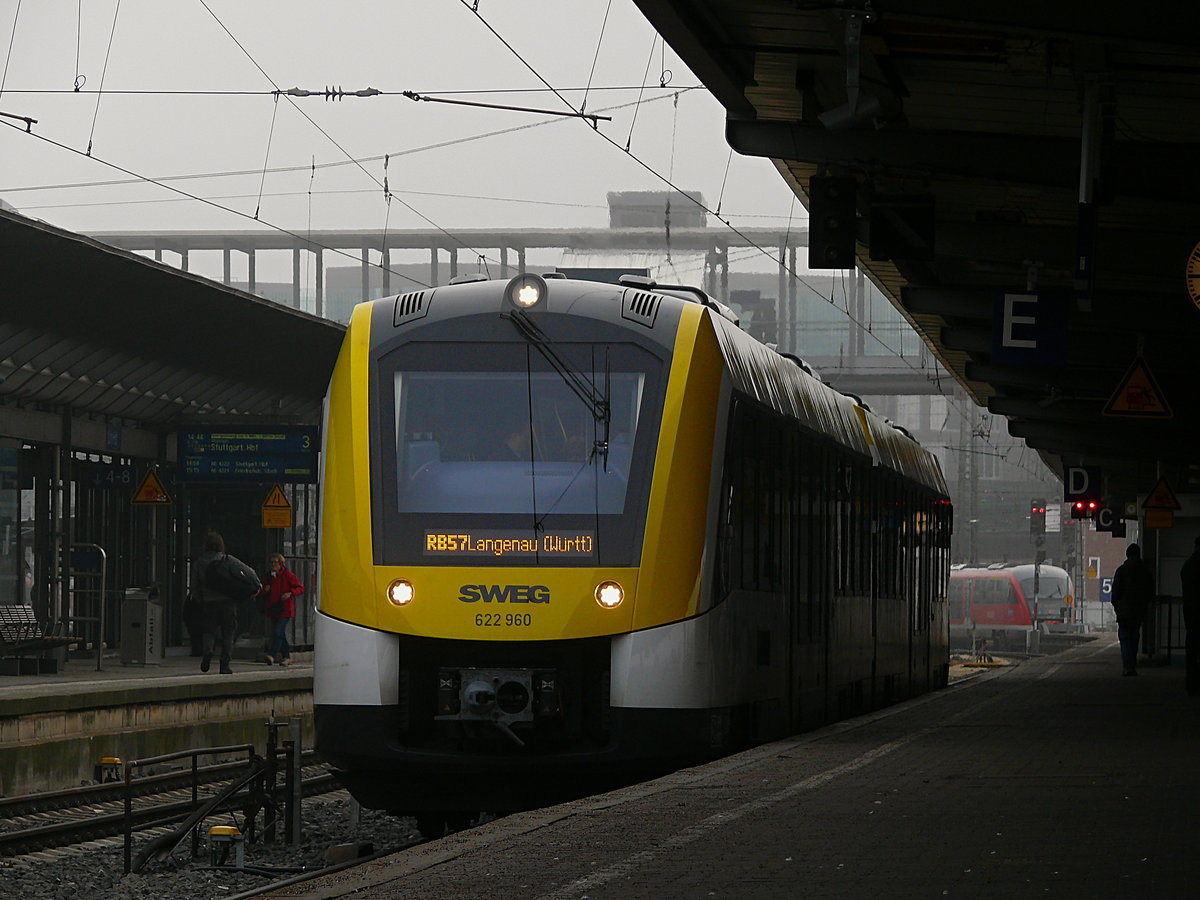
top-left (0, 758), bottom-right (339, 857)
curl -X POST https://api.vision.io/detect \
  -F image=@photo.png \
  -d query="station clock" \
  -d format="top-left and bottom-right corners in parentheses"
top-left (1187, 240), bottom-right (1200, 309)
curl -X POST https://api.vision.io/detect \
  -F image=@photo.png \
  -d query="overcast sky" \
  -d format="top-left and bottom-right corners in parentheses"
top-left (0, 0), bottom-right (803, 259)
top-left (0, 2), bottom-right (1050, 481)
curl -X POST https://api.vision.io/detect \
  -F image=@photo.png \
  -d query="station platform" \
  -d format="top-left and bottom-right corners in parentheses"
top-left (0, 649), bottom-right (312, 704)
top-left (263, 632), bottom-right (1199, 899)
top-left (0, 651), bottom-right (312, 796)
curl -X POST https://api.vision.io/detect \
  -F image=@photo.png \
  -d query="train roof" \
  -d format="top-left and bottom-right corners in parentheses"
top-left (364, 274), bottom-right (948, 497)
top-left (707, 309), bottom-right (948, 496)
top-left (951, 564), bottom-right (1072, 579)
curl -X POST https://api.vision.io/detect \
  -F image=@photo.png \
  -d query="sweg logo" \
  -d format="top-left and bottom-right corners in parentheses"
top-left (458, 584), bottom-right (550, 604)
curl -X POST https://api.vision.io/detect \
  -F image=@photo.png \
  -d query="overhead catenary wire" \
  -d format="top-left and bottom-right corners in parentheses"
top-left (580, 0), bottom-right (614, 117)
top-left (458, 5), bottom-right (1046, 478)
top-left (401, 91), bottom-right (610, 124)
top-left (9, 105), bottom-right (1031, 475)
top-left (0, 0), bottom-right (21, 103)
top-left (0, 84), bottom-right (703, 96)
top-left (625, 34), bottom-right (659, 152)
top-left (381, 154), bottom-right (393, 265)
top-left (714, 147), bottom-right (734, 221)
top-left (15, 187), bottom-right (815, 223)
top-left (195, 0), bottom-right (504, 274)
top-left (0, 91), bottom-right (698, 196)
top-left (454, 0), bottom-right (587, 122)
top-left (85, 0), bottom-right (122, 156)
top-left (0, 115), bottom-right (431, 291)
top-left (74, 0), bottom-right (83, 91)
top-left (306, 154), bottom-right (317, 300)
top-left (782, 193), bottom-right (797, 254)
top-left (0, 7), bottom-right (1038, 476)
top-left (254, 93), bottom-right (281, 219)
top-left (15, 187), bottom-right (612, 213)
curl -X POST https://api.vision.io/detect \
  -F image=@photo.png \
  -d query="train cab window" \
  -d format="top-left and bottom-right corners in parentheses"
top-left (374, 341), bottom-right (664, 566)
top-left (394, 368), bottom-right (643, 515)
top-left (1019, 572), bottom-right (1071, 620)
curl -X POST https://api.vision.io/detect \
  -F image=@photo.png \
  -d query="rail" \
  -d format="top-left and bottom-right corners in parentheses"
top-left (123, 743), bottom-right (256, 873)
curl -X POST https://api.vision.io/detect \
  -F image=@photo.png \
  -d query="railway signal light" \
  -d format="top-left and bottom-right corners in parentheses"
top-left (808, 176), bottom-right (858, 269)
top-left (1070, 499), bottom-right (1098, 519)
top-left (1030, 499), bottom-right (1046, 535)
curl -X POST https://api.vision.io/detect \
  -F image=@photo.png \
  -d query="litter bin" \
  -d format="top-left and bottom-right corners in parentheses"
top-left (121, 586), bottom-right (162, 666)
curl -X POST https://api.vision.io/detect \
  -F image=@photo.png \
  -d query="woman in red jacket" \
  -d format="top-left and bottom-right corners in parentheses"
top-left (259, 552), bottom-right (304, 666)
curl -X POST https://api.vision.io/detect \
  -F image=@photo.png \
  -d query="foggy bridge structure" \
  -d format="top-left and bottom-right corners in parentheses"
top-left (86, 222), bottom-right (950, 398)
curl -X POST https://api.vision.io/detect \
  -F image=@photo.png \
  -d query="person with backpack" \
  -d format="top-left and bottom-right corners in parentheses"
top-left (257, 552), bottom-right (304, 666)
top-left (190, 530), bottom-right (260, 674)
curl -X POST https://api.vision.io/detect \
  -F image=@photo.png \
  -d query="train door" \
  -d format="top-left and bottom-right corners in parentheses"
top-left (872, 475), bottom-right (900, 705)
top-left (905, 488), bottom-right (930, 697)
top-left (790, 437), bottom-right (830, 731)
top-left (924, 505), bottom-right (952, 681)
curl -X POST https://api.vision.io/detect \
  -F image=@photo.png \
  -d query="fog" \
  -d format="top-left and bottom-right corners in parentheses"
top-left (0, 1), bottom-right (1063, 560)
top-left (0, 0), bottom-right (800, 259)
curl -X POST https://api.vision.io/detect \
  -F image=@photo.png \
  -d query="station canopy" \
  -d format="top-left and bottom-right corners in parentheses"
top-left (634, 0), bottom-right (1200, 502)
top-left (0, 207), bottom-right (343, 433)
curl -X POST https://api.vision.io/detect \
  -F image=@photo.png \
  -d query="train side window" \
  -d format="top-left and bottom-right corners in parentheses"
top-left (717, 401), bottom-right (788, 597)
top-left (801, 442), bottom-right (830, 643)
top-left (974, 579), bottom-right (1013, 605)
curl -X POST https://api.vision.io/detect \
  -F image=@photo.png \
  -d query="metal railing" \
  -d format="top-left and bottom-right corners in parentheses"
top-left (121, 718), bottom-right (309, 874)
top-left (123, 743), bottom-right (256, 874)
top-left (1148, 595), bottom-right (1183, 661)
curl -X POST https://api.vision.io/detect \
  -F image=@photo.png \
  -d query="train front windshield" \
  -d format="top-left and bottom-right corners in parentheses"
top-left (376, 341), bottom-right (664, 567)
top-left (1020, 572), bottom-right (1071, 619)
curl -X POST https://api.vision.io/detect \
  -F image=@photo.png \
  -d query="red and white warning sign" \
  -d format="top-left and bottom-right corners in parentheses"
top-left (132, 467), bottom-right (172, 505)
top-left (1103, 356), bottom-right (1172, 418)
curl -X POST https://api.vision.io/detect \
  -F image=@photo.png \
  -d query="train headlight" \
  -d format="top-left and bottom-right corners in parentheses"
top-left (506, 272), bottom-right (547, 309)
top-left (386, 579), bottom-right (414, 607)
top-left (594, 580), bottom-right (624, 609)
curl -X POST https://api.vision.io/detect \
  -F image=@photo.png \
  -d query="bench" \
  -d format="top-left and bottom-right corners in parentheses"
top-left (0, 605), bottom-right (76, 675)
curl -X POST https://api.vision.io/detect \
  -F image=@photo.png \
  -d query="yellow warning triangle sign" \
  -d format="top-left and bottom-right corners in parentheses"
top-left (262, 484), bottom-right (292, 509)
top-left (1103, 355), bottom-right (1172, 418)
top-left (1142, 477), bottom-right (1181, 510)
top-left (132, 467), bottom-right (172, 505)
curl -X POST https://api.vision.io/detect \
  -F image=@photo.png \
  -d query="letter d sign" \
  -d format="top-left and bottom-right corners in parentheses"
top-left (1063, 465), bottom-right (1101, 504)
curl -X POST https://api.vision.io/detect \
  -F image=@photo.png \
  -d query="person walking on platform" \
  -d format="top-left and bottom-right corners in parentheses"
top-left (191, 531), bottom-right (259, 675)
top-left (258, 552), bottom-right (304, 666)
top-left (1111, 543), bottom-right (1155, 676)
top-left (1179, 536), bottom-right (1200, 696)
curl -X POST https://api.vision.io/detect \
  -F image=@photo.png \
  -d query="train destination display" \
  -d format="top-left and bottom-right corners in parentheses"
top-left (424, 530), bottom-right (595, 557)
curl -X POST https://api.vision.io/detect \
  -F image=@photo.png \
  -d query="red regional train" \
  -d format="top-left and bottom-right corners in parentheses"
top-left (948, 563), bottom-right (1074, 649)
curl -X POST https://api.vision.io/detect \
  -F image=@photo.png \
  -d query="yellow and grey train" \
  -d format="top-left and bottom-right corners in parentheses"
top-left (315, 272), bottom-right (952, 827)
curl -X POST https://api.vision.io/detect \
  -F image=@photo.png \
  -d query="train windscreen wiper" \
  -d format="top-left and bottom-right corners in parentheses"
top-left (502, 309), bottom-right (611, 468)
